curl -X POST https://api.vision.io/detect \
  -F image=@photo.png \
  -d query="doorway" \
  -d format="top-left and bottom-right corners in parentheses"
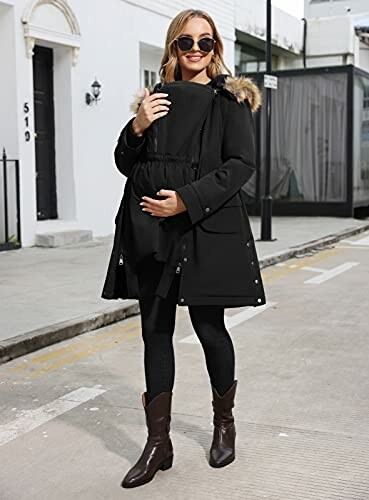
top-left (33, 45), bottom-right (57, 220)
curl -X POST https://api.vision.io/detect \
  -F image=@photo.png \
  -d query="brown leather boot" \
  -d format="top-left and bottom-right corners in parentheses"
top-left (121, 391), bottom-right (174, 488)
top-left (209, 379), bottom-right (238, 468)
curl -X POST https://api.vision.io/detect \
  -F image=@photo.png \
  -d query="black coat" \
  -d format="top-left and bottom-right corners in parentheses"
top-left (101, 73), bottom-right (267, 308)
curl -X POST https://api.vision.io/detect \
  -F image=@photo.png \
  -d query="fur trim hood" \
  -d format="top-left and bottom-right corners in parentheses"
top-left (129, 74), bottom-right (262, 114)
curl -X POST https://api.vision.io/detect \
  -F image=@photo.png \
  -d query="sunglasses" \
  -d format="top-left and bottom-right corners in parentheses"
top-left (175, 35), bottom-right (216, 53)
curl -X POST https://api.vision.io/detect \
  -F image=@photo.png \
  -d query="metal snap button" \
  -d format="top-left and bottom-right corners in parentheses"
top-left (254, 279), bottom-right (259, 283)
top-left (257, 298), bottom-right (262, 303)
top-left (180, 298), bottom-right (185, 303)
top-left (205, 207), bottom-right (210, 212)
top-left (183, 257), bottom-right (188, 262)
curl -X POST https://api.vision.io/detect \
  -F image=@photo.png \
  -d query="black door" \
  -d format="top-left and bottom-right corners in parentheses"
top-left (33, 45), bottom-right (57, 220)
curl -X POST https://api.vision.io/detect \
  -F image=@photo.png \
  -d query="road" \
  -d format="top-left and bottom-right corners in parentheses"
top-left (1, 230), bottom-right (369, 499)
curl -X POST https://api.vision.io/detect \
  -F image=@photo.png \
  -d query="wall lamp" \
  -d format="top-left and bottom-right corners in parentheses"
top-left (85, 78), bottom-right (102, 105)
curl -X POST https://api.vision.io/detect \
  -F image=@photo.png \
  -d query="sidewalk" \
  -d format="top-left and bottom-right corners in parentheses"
top-left (1, 215), bottom-right (369, 363)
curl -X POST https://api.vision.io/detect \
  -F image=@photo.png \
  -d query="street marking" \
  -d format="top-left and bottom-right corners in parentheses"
top-left (0, 387), bottom-right (106, 447)
top-left (303, 262), bottom-right (359, 284)
top-left (7, 321), bottom-right (141, 373)
top-left (179, 302), bottom-right (277, 344)
top-left (341, 235), bottom-right (369, 246)
top-left (302, 266), bottom-right (327, 273)
top-left (262, 247), bottom-right (345, 282)
top-left (337, 245), bottom-right (369, 250)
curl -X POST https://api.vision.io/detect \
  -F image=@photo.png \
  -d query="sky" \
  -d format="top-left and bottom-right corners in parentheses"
top-left (272, 0), bottom-right (305, 19)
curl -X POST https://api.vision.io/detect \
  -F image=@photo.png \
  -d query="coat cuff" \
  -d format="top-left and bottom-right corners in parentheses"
top-left (176, 184), bottom-right (207, 226)
top-left (123, 117), bottom-right (146, 149)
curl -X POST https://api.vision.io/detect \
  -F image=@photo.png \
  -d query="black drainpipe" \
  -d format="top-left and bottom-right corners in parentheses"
top-left (302, 17), bottom-right (307, 68)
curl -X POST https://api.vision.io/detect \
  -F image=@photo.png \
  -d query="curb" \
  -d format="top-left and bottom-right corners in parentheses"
top-left (1, 222), bottom-right (369, 365)
top-left (258, 222), bottom-right (369, 269)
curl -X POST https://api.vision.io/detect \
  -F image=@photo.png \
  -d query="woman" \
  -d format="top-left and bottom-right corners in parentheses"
top-left (101, 8), bottom-right (266, 489)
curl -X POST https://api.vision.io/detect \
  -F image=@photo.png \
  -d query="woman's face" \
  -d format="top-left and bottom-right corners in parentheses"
top-left (175, 17), bottom-right (214, 79)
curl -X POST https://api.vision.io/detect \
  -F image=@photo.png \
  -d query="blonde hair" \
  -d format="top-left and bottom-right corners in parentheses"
top-left (159, 9), bottom-right (233, 83)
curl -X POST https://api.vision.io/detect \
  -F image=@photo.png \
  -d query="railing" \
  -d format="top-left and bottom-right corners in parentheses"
top-left (0, 148), bottom-right (21, 251)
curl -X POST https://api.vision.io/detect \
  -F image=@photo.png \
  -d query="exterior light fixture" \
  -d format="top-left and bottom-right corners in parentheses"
top-left (85, 78), bottom-right (102, 105)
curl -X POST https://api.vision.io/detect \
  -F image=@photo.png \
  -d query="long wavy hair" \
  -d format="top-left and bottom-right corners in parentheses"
top-left (159, 9), bottom-right (233, 83)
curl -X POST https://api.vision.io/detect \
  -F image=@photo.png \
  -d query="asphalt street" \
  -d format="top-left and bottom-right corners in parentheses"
top-left (1, 230), bottom-right (369, 499)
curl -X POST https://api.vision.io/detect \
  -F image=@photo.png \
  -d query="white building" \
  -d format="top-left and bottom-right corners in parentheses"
top-left (303, 0), bottom-right (369, 71)
top-left (0, 0), bottom-right (368, 248)
top-left (305, 0), bottom-right (369, 17)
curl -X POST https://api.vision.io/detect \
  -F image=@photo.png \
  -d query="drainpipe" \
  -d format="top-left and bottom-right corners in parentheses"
top-left (302, 17), bottom-right (307, 68)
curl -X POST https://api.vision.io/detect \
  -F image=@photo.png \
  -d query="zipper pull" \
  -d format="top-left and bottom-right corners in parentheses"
top-left (175, 264), bottom-right (182, 274)
top-left (119, 253), bottom-right (124, 265)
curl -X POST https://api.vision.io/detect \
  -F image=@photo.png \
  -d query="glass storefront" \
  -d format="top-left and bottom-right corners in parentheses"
top-left (243, 66), bottom-right (369, 215)
top-left (353, 73), bottom-right (369, 204)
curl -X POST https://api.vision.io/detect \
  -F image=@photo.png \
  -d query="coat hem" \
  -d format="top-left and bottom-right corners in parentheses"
top-left (162, 294), bottom-right (266, 307)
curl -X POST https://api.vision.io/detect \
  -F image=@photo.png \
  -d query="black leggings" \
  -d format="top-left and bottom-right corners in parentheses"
top-left (137, 257), bottom-right (235, 405)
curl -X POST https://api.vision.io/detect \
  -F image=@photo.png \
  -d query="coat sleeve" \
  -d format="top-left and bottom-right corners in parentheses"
top-left (175, 97), bottom-right (256, 226)
top-left (114, 116), bottom-right (146, 178)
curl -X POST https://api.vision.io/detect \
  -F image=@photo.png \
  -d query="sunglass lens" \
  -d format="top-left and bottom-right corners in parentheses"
top-left (177, 36), bottom-right (193, 51)
top-left (198, 38), bottom-right (215, 52)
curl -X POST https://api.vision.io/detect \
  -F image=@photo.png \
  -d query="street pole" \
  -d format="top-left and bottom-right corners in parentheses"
top-left (260, 0), bottom-right (275, 241)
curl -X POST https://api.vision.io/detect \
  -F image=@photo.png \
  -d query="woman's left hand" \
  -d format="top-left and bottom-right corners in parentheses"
top-left (140, 189), bottom-right (187, 217)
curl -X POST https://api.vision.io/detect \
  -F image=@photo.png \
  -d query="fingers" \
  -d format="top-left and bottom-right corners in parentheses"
top-left (140, 195), bottom-right (163, 207)
top-left (139, 191), bottom-right (178, 217)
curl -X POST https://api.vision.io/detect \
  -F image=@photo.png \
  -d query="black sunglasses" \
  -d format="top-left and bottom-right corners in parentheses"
top-left (175, 35), bottom-right (216, 53)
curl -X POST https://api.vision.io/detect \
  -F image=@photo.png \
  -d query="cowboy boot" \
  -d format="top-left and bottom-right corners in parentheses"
top-left (209, 379), bottom-right (238, 468)
top-left (121, 391), bottom-right (174, 488)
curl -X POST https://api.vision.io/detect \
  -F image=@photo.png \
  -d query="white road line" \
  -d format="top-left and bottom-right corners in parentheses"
top-left (301, 266), bottom-right (325, 273)
top-left (0, 386), bottom-right (106, 447)
top-left (337, 245), bottom-right (369, 250)
top-left (303, 262), bottom-right (359, 285)
top-left (179, 302), bottom-right (277, 344)
top-left (341, 235), bottom-right (369, 246)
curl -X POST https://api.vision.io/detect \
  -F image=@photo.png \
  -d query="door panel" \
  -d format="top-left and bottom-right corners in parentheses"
top-left (33, 45), bottom-right (57, 220)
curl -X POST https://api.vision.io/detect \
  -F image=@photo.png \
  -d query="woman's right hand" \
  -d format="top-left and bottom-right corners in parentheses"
top-left (131, 88), bottom-right (171, 137)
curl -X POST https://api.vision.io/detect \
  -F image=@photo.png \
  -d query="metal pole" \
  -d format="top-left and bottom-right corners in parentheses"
top-left (260, 0), bottom-right (273, 241)
top-left (2, 148), bottom-right (9, 243)
top-left (15, 159), bottom-right (21, 247)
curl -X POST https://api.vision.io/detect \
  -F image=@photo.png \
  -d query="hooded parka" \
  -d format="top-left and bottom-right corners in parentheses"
top-left (101, 73), bottom-right (267, 308)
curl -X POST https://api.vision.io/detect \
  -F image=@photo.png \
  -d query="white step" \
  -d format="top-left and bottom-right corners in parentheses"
top-left (35, 229), bottom-right (93, 247)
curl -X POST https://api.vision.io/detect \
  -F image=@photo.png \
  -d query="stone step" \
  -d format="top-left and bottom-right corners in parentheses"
top-left (35, 229), bottom-right (93, 248)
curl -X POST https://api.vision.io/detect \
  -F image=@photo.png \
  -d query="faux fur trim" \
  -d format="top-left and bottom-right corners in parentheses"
top-left (223, 75), bottom-right (262, 112)
top-left (129, 75), bottom-right (262, 114)
top-left (129, 84), bottom-right (156, 114)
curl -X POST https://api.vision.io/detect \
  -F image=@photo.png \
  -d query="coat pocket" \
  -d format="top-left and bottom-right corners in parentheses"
top-left (199, 205), bottom-right (242, 233)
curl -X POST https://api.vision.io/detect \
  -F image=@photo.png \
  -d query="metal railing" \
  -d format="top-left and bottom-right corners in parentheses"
top-left (1, 148), bottom-right (21, 251)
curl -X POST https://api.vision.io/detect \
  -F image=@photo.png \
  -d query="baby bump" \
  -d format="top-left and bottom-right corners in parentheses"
top-left (131, 159), bottom-right (194, 198)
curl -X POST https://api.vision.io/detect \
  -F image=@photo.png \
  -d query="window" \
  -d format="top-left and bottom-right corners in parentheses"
top-left (235, 42), bottom-right (277, 74)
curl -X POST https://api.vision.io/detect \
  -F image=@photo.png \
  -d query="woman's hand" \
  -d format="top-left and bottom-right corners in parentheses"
top-left (132, 88), bottom-right (172, 136)
top-left (140, 189), bottom-right (187, 217)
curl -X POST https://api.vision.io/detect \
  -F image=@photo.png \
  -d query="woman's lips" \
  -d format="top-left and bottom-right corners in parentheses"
top-left (187, 55), bottom-right (202, 62)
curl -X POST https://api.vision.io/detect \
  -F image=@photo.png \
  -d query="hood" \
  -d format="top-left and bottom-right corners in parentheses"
top-left (129, 73), bottom-right (262, 114)
top-left (221, 74), bottom-right (262, 112)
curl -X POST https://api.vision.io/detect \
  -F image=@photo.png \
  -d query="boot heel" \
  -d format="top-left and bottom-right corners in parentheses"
top-left (159, 454), bottom-right (173, 471)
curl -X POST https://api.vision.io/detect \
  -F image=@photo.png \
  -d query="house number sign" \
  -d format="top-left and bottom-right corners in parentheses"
top-left (24, 102), bottom-right (31, 142)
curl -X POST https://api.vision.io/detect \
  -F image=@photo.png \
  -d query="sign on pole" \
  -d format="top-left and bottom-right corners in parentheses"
top-left (264, 74), bottom-right (278, 89)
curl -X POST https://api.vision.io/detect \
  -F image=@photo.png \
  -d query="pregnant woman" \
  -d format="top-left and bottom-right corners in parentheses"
top-left (101, 8), bottom-right (266, 489)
